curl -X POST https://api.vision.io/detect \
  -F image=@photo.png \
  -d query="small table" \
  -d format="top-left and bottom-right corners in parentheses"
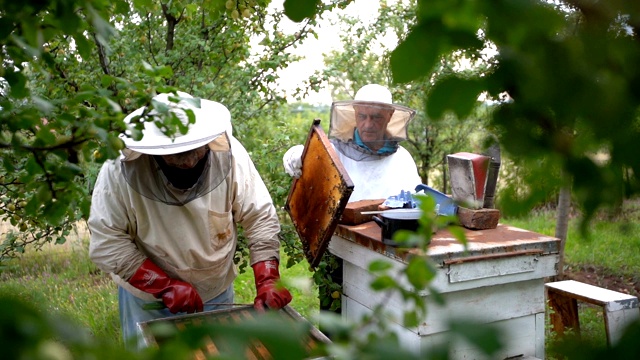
top-left (329, 222), bottom-right (560, 359)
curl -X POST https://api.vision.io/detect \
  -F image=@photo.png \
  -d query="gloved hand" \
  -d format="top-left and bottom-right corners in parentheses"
top-left (283, 145), bottom-right (304, 178)
top-left (252, 260), bottom-right (292, 311)
top-left (129, 258), bottom-right (203, 314)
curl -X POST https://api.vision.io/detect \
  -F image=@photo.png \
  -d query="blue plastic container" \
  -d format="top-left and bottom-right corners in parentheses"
top-left (414, 184), bottom-right (458, 216)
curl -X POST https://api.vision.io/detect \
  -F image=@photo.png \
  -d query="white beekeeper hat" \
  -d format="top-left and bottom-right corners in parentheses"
top-left (329, 84), bottom-right (416, 142)
top-left (120, 91), bottom-right (232, 156)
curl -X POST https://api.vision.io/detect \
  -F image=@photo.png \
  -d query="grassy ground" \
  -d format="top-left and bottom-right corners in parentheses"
top-left (501, 199), bottom-right (640, 354)
top-left (0, 228), bottom-right (318, 347)
top-left (1, 200), bottom-right (638, 352)
top-left (503, 200), bottom-right (640, 279)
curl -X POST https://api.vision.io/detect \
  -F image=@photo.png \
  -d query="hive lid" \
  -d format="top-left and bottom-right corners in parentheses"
top-left (285, 119), bottom-right (354, 268)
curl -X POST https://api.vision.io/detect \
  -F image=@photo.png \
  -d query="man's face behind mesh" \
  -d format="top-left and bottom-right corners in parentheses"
top-left (353, 104), bottom-right (394, 144)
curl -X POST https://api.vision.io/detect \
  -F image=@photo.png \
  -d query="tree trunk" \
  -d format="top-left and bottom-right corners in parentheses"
top-left (554, 183), bottom-right (572, 281)
top-left (441, 154), bottom-right (448, 194)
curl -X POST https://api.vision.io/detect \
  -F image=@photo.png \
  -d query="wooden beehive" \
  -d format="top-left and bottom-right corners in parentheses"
top-left (138, 305), bottom-right (330, 359)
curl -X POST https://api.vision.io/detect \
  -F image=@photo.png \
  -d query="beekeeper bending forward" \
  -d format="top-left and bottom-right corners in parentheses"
top-left (89, 91), bottom-right (291, 349)
top-left (283, 83), bottom-right (422, 201)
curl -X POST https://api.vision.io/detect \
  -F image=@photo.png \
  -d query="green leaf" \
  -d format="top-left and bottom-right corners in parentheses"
top-left (106, 98), bottom-right (122, 113)
top-left (369, 275), bottom-right (396, 291)
top-left (74, 34), bottom-right (93, 59)
top-left (24, 157), bottom-right (43, 178)
top-left (0, 17), bottom-right (14, 39)
top-left (284, 0), bottom-right (320, 23)
top-left (57, 3), bottom-right (81, 34)
top-left (391, 25), bottom-right (440, 84)
top-left (35, 127), bottom-right (57, 144)
top-left (4, 70), bottom-right (28, 98)
top-left (448, 225), bottom-right (468, 248)
top-left (427, 76), bottom-right (484, 120)
top-left (449, 319), bottom-right (504, 355)
top-left (368, 259), bottom-right (393, 272)
top-left (428, 287), bottom-right (446, 306)
top-left (87, 5), bottom-right (117, 46)
top-left (42, 200), bottom-right (68, 226)
top-left (32, 96), bottom-right (54, 114)
top-left (403, 310), bottom-right (420, 328)
top-left (405, 256), bottom-right (435, 290)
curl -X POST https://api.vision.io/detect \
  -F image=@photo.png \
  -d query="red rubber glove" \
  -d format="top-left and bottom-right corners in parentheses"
top-left (129, 259), bottom-right (203, 314)
top-left (252, 260), bottom-right (292, 311)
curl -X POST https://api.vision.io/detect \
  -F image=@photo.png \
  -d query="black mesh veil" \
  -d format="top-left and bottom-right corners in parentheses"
top-left (120, 133), bottom-right (232, 206)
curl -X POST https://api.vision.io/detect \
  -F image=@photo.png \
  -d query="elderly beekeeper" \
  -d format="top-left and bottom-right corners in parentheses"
top-left (283, 83), bottom-right (421, 201)
top-left (88, 91), bottom-right (291, 348)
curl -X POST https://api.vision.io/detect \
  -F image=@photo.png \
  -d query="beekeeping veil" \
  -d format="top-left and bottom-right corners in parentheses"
top-left (119, 91), bottom-right (232, 206)
top-left (329, 84), bottom-right (416, 161)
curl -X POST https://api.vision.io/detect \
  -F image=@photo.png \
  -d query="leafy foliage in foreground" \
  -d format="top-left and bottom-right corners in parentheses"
top-left (0, 0), bottom-right (354, 263)
top-left (293, 0), bottom-right (640, 223)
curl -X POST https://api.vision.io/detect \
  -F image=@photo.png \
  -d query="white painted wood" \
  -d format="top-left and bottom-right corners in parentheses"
top-left (330, 226), bottom-right (558, 359)
top-left (342, 261), bottom-right (545, 335)
top-left (447, 255), bottom-right (537, 282)
top-left (330, 234), bottom-right (559, 294)
top-left (546, 280), bottom-right (639, 310)
top-left (546, 280), bottom-right (640, 345)
top-left (605, 308), bottom-right (640, 345)
top-left (343, 295), bottom-right (543, 359)
top-left (534, 312), bottom-right (545, 359)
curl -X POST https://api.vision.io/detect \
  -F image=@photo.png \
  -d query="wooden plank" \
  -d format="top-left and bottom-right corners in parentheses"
top-left (332, 221), bottom-right (560, 266)
top-left (534, 312), bottom-right (546, 359)
top-left (339, 199), bottom-right (385, 225)
top-left (447, 253), bottom-right (540, 283)
top-left (344, 296), bottom-right (543, 359)
top-left (329, 234), bottom-right (559, 294)
top-left (545, 280), bottom-right (639, 309)
top-left (546, 288), bottom-right (580, 338)
top-left (546, 280), bottom-right (640, 346)
top-left (342, 260), bottom-right (546, 336)
top-left (604, 307), bottom-right (640, 345)
top-left (456, 206), bottom-right (500, 230)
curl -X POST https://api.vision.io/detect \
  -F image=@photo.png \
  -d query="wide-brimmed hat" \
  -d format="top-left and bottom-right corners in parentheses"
top-left (329, 84), bottom-right (416, 142)
top-left (120, 91), bottom-right (231, 156)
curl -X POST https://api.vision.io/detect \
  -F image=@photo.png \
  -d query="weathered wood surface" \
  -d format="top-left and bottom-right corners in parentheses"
top-left (339, 198), bottom-right (385, 225)
top-left (546, 280), bottom-right (640, 345)
top-left (343, 293), bottom-right (545, 360)
top-left (331, 221), bottom-right (560, 265)
top-left (329, 223), bottom-right (559, 360)
top-left (456, 206), bottom-right (500, 230)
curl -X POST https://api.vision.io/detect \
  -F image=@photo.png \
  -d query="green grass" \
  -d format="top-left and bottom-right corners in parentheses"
top-left (1, 200), bottom-right (638, 352)
top-left (503, 207), bottom-right (640, 279)
top-left (0, 239), bottom-right (121, 345)
top-left (0, 235), bottom-right (317, 348)
top-left (502, 200), bottom-right (640, 353)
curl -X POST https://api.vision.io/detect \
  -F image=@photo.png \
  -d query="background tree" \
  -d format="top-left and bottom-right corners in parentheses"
top-left (314, 0), bottom-right (494, 190)
top-left (385, 0), bottom-right (640, 226)
top-left (2, 0), bottom-right (640, 358)
top-left (0, 0), bottom-right (351, 263)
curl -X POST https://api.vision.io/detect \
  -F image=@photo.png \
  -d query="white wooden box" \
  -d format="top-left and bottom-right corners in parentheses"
top-left (329, 223), bottom-right (559, 359)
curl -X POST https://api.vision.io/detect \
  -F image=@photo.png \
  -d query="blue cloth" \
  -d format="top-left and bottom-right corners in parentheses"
top-left (353, 129), bottom-right (396, 154)
top-left (119, 285), bottom-right (235, 350)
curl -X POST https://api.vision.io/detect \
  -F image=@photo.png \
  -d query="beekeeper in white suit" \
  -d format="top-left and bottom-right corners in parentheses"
top-left (89, 91), bottom-right (291, 349)
top-left (283, 83), bottom-right (421, 202)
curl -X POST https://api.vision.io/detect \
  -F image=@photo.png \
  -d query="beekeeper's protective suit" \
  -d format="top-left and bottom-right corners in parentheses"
top-left (89, 92), bottom-right (291, 349)
top-left (283, 84), bottom-right (421, 202)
